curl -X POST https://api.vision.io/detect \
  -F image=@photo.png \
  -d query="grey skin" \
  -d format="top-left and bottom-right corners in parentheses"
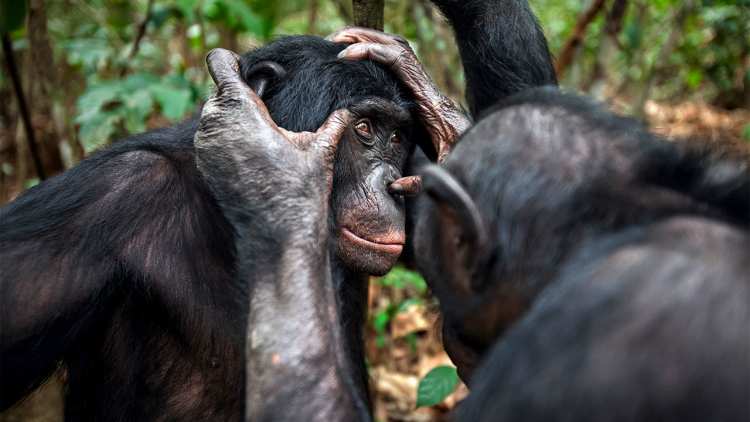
top-left (194, 49), bottom-right (362, 422)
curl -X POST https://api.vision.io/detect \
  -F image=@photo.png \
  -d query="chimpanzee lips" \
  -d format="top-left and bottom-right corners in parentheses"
top-left (341, 228), bottom-right (404, 256)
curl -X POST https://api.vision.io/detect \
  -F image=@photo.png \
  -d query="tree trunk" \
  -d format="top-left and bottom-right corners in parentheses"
top-left (26, 0), bottom-right (64, 178)
top-left (352, 0), bottom-right (384, 30)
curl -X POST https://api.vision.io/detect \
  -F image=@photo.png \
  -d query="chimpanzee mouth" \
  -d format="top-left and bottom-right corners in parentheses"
top-left (341, 228), bottom-right (404, 256)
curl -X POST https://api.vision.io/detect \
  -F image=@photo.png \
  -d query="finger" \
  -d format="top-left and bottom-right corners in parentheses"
top-left (328, 27), bottom-right (405, 46)
top-left (302, 109), bottom-right (353, 158)
top-left (388, 176), bottom-right (422, 197)
top-left (337, 43), bottom-right (402, 68)
top-left (437, 143), bottom-right (453, 164)
top-left (206, 48), bottom-right (244, 93)
top-left (205, 48), bottom-right (280, 132)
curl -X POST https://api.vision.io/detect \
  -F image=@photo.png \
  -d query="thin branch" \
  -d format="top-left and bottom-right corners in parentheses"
top-left (635, 0), bottom-right (694, 116)
top-left (1, 34), bottom-right (46, 180)
top-left (121, 0), bottom-right (155, 76)
top-left (555, 0), bottom-right (607, 78)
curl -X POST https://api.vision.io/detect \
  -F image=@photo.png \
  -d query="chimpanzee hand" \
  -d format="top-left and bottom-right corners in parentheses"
top-left (194, 48), bottom-right (352, 236)
top-left (329, 27), bottom-right (470, 162)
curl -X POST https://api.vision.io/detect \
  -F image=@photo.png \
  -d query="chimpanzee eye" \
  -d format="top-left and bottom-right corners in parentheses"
top-left (390, 131), bottom-right (401, 144)
top-left (354, 120), bottom-right (372, 138)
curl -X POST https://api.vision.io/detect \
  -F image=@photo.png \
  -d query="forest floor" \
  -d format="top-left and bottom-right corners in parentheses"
top-left (1, 100), bottom-right (748, 422)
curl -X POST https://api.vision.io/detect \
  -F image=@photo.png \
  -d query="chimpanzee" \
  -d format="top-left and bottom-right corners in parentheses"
top-left (418, 89), bottom-right (750, 421)
top-left (339, 0), bottom-right (750, 420)
top-left (0, 35), bottom-right (425, 421)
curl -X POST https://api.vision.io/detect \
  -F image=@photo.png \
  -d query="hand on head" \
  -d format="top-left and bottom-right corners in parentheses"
top-left (194, 48), bottom-right (353, 228)
top-left (329, 27), bottom-right (470, 163)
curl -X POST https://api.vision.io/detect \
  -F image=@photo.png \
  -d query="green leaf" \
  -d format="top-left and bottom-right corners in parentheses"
top-left (123, 89), bottom-right (155, 134)
top-left (75, 82), bottom-right (122, 115)
top-left (0, 0), bottom-right (27, 33)
top-left (743, 124), bottom-right (750, 142)
top-left (151, 83), bottom-right (192, 120)
top-left (416, 366), bottom-right (459, 408)
top-left (373, 308), bottom-right (391, 334)
top-left (78, 110), bottom-right (122, 153)
top-left (224, 0), bottom-right (264, 36)
top-left (379, 267), bottom-right (427, 293)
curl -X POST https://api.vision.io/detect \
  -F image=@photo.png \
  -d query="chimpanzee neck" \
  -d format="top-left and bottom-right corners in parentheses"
top-left (329, 249), bottom-right (373, 410)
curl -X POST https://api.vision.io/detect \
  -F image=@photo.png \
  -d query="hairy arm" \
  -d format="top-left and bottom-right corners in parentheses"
top-left (431, 0), bottom-right (557, 117)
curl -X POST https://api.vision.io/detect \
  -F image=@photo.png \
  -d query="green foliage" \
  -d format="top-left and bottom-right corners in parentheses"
top-left (0, 0), bottom-right (27, 33)
top-left (743, 124), bottom-right (750, 142)
top-left (379, 266), bottom-right (427, 293)
top-left (75, 73), bottom-right (198, 152)
top-left (371, 267), bottom-right (428, 349)
top-left (416, 365), bottom-right (459, 408)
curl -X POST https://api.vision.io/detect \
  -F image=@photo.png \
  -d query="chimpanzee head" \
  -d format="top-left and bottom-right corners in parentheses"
top-left (413, 88), bottom-right (750, 382)
top-left (239, 36), bottom-right (424, 276)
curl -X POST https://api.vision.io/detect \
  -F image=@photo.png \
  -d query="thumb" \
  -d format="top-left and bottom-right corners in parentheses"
top-left (312, 109), bottom-right (353, 158)
top-left (206, 49), bottom-right (244, 94)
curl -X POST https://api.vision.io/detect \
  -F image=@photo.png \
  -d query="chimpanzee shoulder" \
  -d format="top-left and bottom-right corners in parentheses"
top-left (458, 216), bottom-right (750, 422)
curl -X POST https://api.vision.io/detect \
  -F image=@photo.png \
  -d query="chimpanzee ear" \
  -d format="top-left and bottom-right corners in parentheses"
top-left (243, 61), bottom-right (287, 98)
top-left (421, 165), bottom-right (487, 293)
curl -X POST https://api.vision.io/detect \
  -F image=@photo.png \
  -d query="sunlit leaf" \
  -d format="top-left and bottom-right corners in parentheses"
top-left (151, 83), bottom-right (192, 120)
top-left (416, 366), bottom-right (459, 408)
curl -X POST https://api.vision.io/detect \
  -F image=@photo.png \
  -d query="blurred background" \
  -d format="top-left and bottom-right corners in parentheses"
top-left (0, 0), bottom-right (748, 421)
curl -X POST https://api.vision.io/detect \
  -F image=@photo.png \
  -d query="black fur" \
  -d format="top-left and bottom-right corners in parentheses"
top-left (0, 35), bottom-right (417, 420)
top-left (431, 0), bottom-right (557, 117)
top-left (416, 81), bottom-right (750, 422)
top-left (417, 1), bottom-right (750, 420)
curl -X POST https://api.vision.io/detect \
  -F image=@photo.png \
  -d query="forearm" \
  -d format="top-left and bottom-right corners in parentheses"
top-left (432, 0), bottom-right (557, 116)
top-left (236, 219), bottom-right (365, 421)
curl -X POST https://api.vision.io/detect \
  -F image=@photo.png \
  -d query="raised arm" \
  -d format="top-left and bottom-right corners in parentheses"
top-left (431, 0), bottom-right (557, 117)
top-left (194, 49), bottom-right (366, 421)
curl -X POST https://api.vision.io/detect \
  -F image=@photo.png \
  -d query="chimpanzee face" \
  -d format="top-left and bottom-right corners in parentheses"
top-left (240, 35), bottom-right (422, 276)
top-left (331, 98), bottom-right (415, 276)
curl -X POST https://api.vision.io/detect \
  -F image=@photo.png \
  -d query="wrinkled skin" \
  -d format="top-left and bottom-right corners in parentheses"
top-left (331, 27), bottom-right (471, 163)
top-left (330, 97), bottom-right (415, 275)
top-left (194, 49), bottom-right (368, 422)
top-left (195, 49), bottom-right (350, 229)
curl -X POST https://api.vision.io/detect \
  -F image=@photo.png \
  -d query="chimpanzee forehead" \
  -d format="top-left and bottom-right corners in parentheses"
top-left (348, 97), bottom-right (412, 127)
top-left (240, 35), bottom-right (414, 132)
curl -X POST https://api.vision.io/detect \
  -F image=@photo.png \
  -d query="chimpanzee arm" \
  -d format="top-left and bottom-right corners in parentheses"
top-left (431, 0), bottom-right (557, 117)
top-left (195, 49), bottom-right (367, 421)
top-left (0, 133), bottom-right (233, 409)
